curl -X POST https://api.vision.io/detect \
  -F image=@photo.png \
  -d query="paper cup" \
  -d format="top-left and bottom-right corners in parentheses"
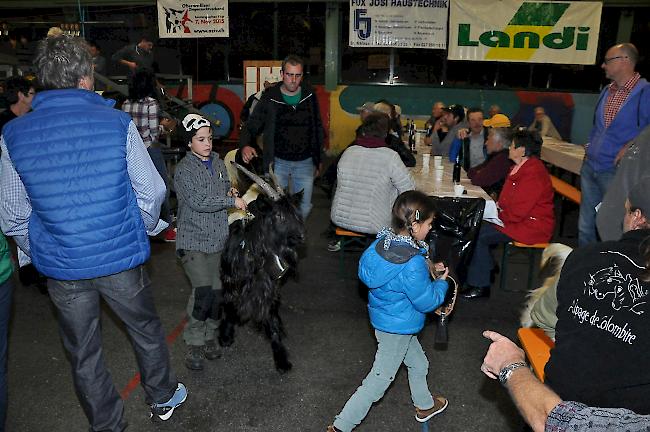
top-left (422, 153), bottom-right (430, 167)
top-left (433, 155), bottom-right (443, 167)
top-left (434, 167), bottom-right (444, 181)
top-left (454, 184), bottom-right (465, 197)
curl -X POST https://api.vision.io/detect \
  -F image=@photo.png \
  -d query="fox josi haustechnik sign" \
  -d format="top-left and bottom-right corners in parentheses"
top-left (448, 0), bottom-right (602, 64)
top-left (349, 0), bottom-right (449, 49)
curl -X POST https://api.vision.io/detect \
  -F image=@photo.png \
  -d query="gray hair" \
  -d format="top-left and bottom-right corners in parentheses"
top-left (34, 35), bottom-right (93, 90)
top-left (618, 43), bottom-right (639, 67)
top-left (490, 127), bottom-right (512, 149)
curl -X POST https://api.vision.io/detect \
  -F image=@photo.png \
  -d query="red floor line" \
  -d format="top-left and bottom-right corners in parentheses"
top-left (120, 316), bottom-right (188, 400)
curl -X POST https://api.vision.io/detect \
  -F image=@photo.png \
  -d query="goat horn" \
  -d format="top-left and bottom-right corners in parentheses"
top-left (232, 161), bottom-right (281, 201)
top-left (268, 164), bottom-right (285, 196)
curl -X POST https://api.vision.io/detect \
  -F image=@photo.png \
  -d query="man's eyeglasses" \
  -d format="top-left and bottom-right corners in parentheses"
top-left (602, 55), bottom-right (628, 65)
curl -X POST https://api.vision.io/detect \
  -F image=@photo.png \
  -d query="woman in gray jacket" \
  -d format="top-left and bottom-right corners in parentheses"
top-left (331, 113), bottom-right (415, 236)
top-left (174, 114), bottom-right (247, 371)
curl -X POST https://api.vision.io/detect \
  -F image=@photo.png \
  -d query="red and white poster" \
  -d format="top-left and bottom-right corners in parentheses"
top-left (157, 0), bottom-right (229, 38)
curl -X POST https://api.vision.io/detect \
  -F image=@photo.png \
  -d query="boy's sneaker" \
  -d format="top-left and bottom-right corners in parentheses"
top-left (415, 396), bottom-right (448, 423)
top-left (185, 345), bottom-right (205, 370)
top-left (150, 382), bottom-right (187, 421)
top-left (327, 240), bottom-right (341, 252)
top-left (204, 339), bottom-right (222, 360)
top-left (164, 227), bottom-right (177, 242)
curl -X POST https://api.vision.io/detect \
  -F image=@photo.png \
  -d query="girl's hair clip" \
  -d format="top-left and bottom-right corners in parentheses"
top-left (415, 209), bottom-right (420, 221)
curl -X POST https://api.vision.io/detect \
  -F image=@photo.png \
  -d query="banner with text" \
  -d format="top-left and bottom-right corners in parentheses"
top-left (349, 0), bottom-right (449, 49)
top-left (448, 0), bottom-right (601, 64)
top-left (157, 0), bottom-right (229, 38)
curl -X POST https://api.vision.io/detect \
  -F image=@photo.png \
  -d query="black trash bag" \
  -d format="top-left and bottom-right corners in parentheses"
top-left (426, 196), bottom-right (485, 346)
top-left (426, 196), bottom-right (486, 286)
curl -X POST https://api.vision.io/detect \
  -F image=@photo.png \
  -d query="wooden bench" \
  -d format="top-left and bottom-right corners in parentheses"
top-left (500, 242), bottom-right (550, 292)
top-left (517, 327), bottom-right (555, 382)
top-left (550, 175), bottom-right (581, 236)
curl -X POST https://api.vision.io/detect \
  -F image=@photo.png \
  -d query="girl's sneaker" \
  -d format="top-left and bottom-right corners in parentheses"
top-left (415, 395), bottom-right (448, 422)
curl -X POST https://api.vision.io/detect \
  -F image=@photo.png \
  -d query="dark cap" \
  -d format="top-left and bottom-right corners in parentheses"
top-left (443, 104), bottom-right (465, 122)
top-left (629, 176), bottom-right (650, 217)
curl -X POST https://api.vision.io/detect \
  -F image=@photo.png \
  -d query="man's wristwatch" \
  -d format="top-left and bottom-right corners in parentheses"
top-left (498, 362), bottom-right (527, 385)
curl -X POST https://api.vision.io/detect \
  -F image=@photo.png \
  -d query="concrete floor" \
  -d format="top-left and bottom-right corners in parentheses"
top-left (5, 186), bottom-right (578, 431)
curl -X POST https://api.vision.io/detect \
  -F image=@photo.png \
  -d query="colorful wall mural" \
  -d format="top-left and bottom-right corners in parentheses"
top-left (169, 83), bottom-right (599, 155)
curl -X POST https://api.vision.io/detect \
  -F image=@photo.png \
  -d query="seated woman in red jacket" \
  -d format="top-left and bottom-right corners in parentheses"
top-left (463, 128), bottom-right (555, 299)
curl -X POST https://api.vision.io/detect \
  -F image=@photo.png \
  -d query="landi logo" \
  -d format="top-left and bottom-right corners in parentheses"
top-left (457, 2), bottom-right (592, 61)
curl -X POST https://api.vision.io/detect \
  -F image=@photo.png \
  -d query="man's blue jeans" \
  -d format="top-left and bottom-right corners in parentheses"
top-left (0, 277), bottom-right (14, 432)
top-left (579, 162), bottom-right (616, 246)
top-left (273, 157), bottom-right (314, 220)
top-left (48, 265), bottom-right (177, 432)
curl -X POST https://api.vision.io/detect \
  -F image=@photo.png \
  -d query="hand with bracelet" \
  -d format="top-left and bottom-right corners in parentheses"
top-left (481, 330), bottom-right (527, 383)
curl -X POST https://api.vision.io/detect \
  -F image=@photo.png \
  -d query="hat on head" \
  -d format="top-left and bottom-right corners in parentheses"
top-left (182, 113), bottom-right (211, 142)
top-left (356, 102), bottom-right (376, 113)
top-left (483, 113), bottom-right (511, 128)
top-left (373, 102), bottom-right (393, 116)
top-left (629, 177), bottom-right (650, 217)
top-left (443, 104), bottom-right (465, 122)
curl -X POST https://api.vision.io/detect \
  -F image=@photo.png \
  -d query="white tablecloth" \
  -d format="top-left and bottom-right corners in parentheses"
top-left (541, 138), bottom-right (585, 175)
top-left (409, 143), bottom-right (500, 225)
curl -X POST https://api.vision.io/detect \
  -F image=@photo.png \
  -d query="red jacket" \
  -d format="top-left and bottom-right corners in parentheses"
top-left (495, 157), bottom-right (555, 244)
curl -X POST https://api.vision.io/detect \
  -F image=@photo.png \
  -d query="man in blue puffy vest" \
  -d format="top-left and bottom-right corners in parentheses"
top-left (579, 43), bottom-right (650, 246)
top-left (0, 35), bottom-right (186, 430)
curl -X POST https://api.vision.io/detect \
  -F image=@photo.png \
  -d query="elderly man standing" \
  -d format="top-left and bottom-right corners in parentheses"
top-left (0, 35), bottom-right (186, 430)
top-left (240, 55), bottom-right (324, 219)
top-left (579, 43), bottom-right (650, 246)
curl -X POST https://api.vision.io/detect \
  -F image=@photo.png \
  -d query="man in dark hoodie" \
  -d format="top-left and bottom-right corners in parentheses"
top-left (240, 55), bottom-right (324, 219)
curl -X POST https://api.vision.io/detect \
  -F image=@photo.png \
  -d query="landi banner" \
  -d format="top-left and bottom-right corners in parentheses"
top-left (448, 0), bottom-right (602, 64)
top-left (349, 0), bottom-right (449, 49)
top-left (157, 0), bottom-right (229, 38)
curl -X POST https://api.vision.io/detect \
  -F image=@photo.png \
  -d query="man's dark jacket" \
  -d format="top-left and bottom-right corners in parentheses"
top-left (239, 82), bottom-right (324, 173)
top-left (545, 228), bottom-right (650, 414)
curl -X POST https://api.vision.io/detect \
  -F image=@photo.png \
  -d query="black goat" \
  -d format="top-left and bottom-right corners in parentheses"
top-left (219, 163), bottom-right (304, 373)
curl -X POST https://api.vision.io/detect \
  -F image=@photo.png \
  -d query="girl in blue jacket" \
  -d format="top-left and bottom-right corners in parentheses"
top-left (328, 190), bottom-right (449, 432)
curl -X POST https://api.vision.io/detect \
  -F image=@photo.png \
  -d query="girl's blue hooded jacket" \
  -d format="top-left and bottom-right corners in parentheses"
top-left (359, 235), bottom-right (448, 335)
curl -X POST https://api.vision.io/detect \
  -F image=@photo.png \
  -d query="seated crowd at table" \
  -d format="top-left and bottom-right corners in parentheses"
top-left (0, 32), bottom-right (649, 432)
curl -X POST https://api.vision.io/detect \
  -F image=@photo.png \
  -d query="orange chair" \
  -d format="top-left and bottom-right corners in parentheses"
top-left (500, 241), bottom-right (550, 292)
top-left (517, 327), bottom-right (555, 382)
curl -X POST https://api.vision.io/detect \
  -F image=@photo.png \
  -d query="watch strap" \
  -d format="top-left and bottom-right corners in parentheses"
top-left (498, 361), bottom-right (527, 385)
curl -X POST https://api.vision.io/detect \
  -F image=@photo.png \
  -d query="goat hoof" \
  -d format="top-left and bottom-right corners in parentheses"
top-left (275, 359), bottom-right (292, 374)
top-left (218, 336), bottom-right (234, 347)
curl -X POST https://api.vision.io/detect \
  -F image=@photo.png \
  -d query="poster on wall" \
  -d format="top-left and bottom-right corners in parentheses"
top-left (157, 0), bottom-right (229, 38)
top-left (448, 0), bottom-right (601, 64)
top-left (349, 0), bottom-right (449, 49)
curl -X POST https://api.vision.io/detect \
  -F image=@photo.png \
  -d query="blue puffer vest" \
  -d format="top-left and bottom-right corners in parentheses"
top-left (3, 89), bottom-right (150, 280)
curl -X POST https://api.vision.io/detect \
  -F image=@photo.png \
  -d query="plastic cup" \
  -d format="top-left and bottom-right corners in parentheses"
top-left (454, 184), bottom-right (465, 197)
top-left (433, 155), bottom-right (443, 167)
top-left (434, 166), bottom-right (444, 181)
top-left (422, 153), bottom-right (430, 167)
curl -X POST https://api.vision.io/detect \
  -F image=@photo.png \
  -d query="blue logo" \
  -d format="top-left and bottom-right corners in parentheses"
top-left (354, 9), bottom-right (372, 39)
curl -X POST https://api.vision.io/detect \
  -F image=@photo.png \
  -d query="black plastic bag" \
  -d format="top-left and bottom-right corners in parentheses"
top-left (426, 196), bottom-right (485, 345)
